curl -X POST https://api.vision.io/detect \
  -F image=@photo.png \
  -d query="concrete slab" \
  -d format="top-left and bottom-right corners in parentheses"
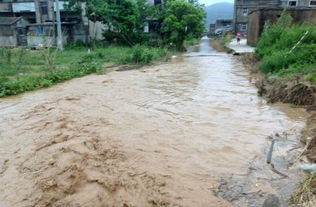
top-left (227, 39), bottom-right (255, 54)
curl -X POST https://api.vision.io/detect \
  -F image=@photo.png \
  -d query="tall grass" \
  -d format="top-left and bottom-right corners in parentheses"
top-left (211, 34), bottom-right (233, 53)
top-left (255, 13), bottom-right (316, 83)
top-left (0, 45), bottom-right (170, 97)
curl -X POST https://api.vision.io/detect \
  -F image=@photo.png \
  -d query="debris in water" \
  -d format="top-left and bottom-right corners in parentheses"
top-left (299, 164), bottom-right (316, 174)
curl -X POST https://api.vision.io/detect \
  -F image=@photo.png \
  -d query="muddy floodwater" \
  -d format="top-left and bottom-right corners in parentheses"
top-left (0, 38), bottom-right (307, 207)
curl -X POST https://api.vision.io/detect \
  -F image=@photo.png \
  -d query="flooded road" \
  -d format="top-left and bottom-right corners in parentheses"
top-left (0, 38), bottom-right (307, 207)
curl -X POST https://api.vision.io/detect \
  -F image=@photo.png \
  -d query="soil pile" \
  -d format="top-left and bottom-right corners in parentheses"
top-left (256, 78), bottom-right (316, 106)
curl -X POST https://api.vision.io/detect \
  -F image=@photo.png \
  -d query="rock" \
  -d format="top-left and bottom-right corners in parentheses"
top-left (262, 194), bottom-right (287, 207)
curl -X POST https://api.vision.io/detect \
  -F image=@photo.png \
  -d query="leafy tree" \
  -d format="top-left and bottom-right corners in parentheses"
top-left (163, 0), bottom-right (205, 50)
top-left (69, 0), bottom-right (154, 45)
top-left (68, 0), bottom-right (204, 49)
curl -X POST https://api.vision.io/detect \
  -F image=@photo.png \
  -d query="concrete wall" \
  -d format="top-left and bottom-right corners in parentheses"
top-left (234, 0), bottom-right (280, 34)
top-left (27, 23), bottom-right (88, 47)
top-left (247, 9), bottom-right (316, 46)
top-left (0, 2), bottom-right (11, 12)
top-left (0, 36), bottom-right (17, 47)
top-left (0, 24), bottom-right (17, 47)
top-left (88, 21), bottom-right (106, 40)
top-left (247, 11), bottom-right (260, 46)
top-left (234, 0), bottom-right (316, 34)
top-left (27, 36), bottom-right (54, 47)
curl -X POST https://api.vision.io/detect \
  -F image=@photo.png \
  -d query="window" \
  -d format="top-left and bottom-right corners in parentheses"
top-left (40, 2), bottom-right (48, 15)
top-left (144, 22), bottom-right (149, 33)
top-left (154, 0), bottom-right (162, 5)
top-left (241, 23), bottom-right (247, 31)
top-left (288, 1), bottom-right (297, 6)
top-left (310, 1), bottom-right (316, 6)
top-left (242, 8), bottom-right (248, 16)
top-left (36, 26), bottom-right (44, 35)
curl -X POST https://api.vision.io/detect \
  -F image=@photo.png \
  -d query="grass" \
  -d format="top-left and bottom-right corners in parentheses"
top-left (0, 45), bottom-right (170, 97)
top-left (183, 38), bottom-right (200, 48)
top-left (290, 174), bottom-right (316, 207)
top-left (255, 12), bottom-right (316, 84)
top-left (211, 34), bottom-right (233, 53)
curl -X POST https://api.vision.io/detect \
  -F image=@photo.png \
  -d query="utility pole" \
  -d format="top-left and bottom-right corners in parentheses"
top-left (52, 0), bottom-right (56, 45)
top-left (55, 0), bottom-right (63, 50)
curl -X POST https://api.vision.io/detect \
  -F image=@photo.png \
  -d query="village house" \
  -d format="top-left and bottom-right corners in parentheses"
top-left (0, 0), bottom-right (164, 47)
top-left (0, 0), bottom-right (88, 47)
top-left (209, 23), bottom-right (216, 36)
top-left (0, 17), bottom-right (28, 47)
top-left (234, 0), bottom-right (316, 35)
top-left (214, 19), bottom-right (233, 35)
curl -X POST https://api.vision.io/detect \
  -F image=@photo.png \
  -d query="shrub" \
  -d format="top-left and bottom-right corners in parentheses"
top-left (121, 44), bottom-right (169, 64)
top-left (0, 63), bottom-right (100, 97)
top-left (0, 45), bottom-right (170, 97)
top-left (255, 12), bottom-right (316, 82)
top-left (305, 72), bottom-right (316, 84)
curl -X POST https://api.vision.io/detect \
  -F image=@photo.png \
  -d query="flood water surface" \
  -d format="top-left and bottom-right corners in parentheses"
top-left (0, 38), bottom-right (307, 207)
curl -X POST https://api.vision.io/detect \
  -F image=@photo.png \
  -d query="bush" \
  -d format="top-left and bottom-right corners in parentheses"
top-left (255, 12), bottom-right (316, 83)
top-left (259, 45), bottom-right (316, 74)
top-left (305, 72), bottom-right (316, 84)
top-left (0, 44), bottom-right (170, 97)
top-left (121, 44), bottom-right (169, 64)
top-left (0, 63), bottom-right (100, 97)
top-left (131, 45), bottom-right (154, 64)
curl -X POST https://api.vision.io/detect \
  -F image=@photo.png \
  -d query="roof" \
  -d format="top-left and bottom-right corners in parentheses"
top-left (27, 22), bottom-right (77, 27)
top-left (0, 17), bottom-right (23, 25)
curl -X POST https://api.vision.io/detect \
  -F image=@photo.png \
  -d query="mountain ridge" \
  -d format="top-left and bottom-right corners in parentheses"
top-left (203, 2), bottom-right (234, 30)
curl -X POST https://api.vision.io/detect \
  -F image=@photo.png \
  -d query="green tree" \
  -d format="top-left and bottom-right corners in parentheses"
top-left (69, 0), bottom-right (154, 45)
top-left (163, 0), bottom-right (205, 50)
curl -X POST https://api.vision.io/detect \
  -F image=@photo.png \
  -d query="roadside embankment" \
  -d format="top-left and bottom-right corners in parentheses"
top-left (233, 13), bottom-right (316, 206)
top-left (236, 55), bottom-right (316, 207)
top-left (256, 78), bottom-right (316, 106)
top-left (209, 35), bottom-right (314, 207)
top-left (210, 35), bottom-right (234, 53)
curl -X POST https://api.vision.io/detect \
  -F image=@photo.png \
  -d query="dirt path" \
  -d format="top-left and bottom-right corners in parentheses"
top-left (0, 38), bottom-right (307, 207)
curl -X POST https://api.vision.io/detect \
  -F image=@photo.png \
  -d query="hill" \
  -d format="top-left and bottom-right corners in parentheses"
top-left (203, 2), bottom-right (234, 30)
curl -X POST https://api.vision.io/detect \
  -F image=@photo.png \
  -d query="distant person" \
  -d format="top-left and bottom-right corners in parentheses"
top-left (236, 33), bottom-right (241, 44)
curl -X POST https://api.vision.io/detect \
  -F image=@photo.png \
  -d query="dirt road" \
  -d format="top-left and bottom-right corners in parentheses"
top-left (0, 38), bottom-right (306, 207)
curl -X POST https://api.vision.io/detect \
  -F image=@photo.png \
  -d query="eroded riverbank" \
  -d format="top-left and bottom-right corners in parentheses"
top-left (0, 38), bottom-right (308, 207)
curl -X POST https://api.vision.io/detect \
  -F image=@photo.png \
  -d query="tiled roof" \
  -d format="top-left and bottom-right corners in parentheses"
top-left (0, 17), bottom-right (22, 25)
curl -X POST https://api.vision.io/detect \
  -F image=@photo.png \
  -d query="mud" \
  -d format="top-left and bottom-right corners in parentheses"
top-left (256, 77), bottom-right (316, 106)
top-left (0, 38), bottom-right (308, 207)
top-left (301, 112), bottom-right (316, 163)
top-left (214, 132), bottom-right (305, 207)
top-left (238, 53), bottom-right (316, 206)
top-left (248, 58), bottom-right (316, 163)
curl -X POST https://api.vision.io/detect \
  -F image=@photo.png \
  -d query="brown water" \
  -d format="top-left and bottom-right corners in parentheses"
top-left (0, 38), bottom-right (307, 207)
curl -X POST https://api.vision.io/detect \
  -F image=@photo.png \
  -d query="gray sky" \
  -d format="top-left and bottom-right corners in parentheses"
top-left (199, 0), bottom-right (234, 6)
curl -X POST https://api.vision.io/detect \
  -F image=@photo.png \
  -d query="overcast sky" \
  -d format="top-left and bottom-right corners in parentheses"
top-left (199, 0), bottom-right (234, 6)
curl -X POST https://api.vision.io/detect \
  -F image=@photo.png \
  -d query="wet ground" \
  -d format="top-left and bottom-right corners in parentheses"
top-left (0, 38), bottom-right (307, 207)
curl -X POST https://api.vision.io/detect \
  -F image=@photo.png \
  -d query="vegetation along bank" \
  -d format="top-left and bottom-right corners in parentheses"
top-left (0, 45), bottom-right (170, 97)
top-left (0, 0), bottom-right (205, 97)
top-left (239, 13), bottom-right (316, 207)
